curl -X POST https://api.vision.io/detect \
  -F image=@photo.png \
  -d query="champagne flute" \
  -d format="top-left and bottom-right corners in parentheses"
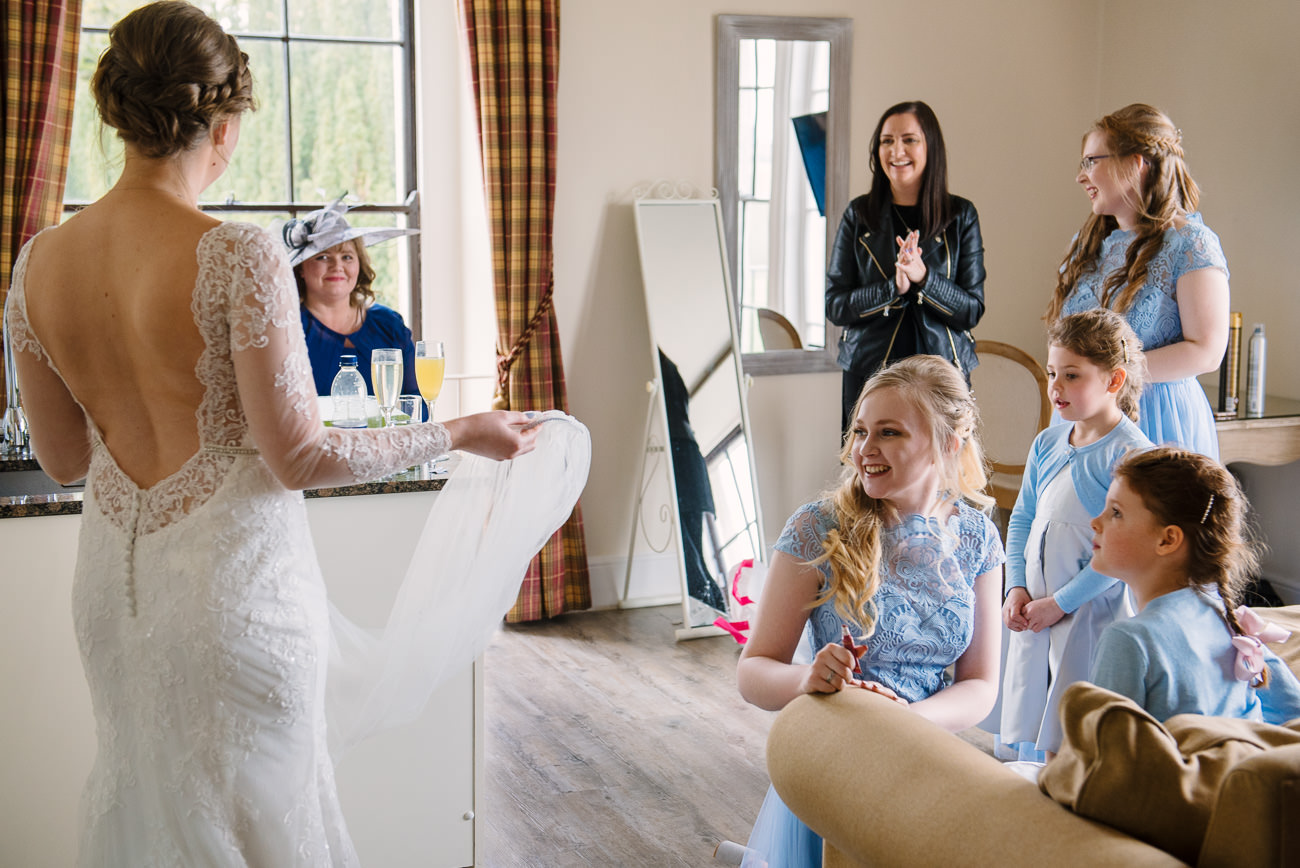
top-left (414, 340), bottom-right (446, 422)
top-left (371, 348), bottom-right (403, 427)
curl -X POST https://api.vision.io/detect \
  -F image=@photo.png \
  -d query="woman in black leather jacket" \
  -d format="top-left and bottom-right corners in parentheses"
top-left (826, 100), bottom-right (986, 436)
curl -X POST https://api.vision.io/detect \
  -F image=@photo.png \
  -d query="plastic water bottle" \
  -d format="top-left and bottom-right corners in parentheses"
top-left (330, 354), bottom-right (368, 428)
top-left (1246, 323), bottom-right (1267, 418)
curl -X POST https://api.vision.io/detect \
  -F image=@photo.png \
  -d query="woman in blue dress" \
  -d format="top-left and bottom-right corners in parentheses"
top-left (282, 198), bottom-right (423, 400)
top-left (1047, 104), bottom-right (1229, 458)
top-left (736, 356), bottom-right (1005, 866)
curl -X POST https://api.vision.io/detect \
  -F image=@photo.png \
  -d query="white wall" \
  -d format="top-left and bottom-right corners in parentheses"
top-left (1097, 0), bottom-right (1300, 400)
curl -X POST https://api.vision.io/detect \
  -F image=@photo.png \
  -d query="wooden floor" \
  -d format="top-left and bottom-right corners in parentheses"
top-left (481, 605), bottom-right (769, 867)
top-left (480, 604), bottom-right (994, 867)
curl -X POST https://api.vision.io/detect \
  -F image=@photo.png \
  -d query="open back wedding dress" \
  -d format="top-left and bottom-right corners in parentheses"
top-left (6, 221), bottom-right (589, 866)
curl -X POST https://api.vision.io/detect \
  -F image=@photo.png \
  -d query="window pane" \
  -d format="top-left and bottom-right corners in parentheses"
top-left (753, 89), bottom-right (773, 200)
top-left (65, 32), bottom-right (120, 203)
top-left (82, 0), bottom-right (155, 29)
top-left (738, 39), bottom-right (757, 88)
top-left (203, 39), bottom-right (288, 205)
top-left (288, 0), bottom-right (400, 39)
top-left (755, 39), bottom-right (775, 88)
top-left (741, 199), bottom-right (770, 306)
top-left (199, 1), bottom-right (284, 34)
top-left (83, 1), bottom-right (284, 34)
top-left (290, 42), bottom-right (402, 203)
top-left (737, 90), bottom-right (756, 199)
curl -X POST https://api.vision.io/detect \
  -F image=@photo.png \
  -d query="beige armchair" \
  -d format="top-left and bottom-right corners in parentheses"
top-left (766, 606), bottom-right (1300, 867)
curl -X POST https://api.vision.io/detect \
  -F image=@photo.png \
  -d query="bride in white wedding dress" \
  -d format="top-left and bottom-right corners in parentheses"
top-left (5, 3), bottom-right (588, 865)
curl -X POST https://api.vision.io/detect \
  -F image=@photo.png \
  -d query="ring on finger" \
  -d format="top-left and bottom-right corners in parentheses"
top-left (823, 672), bottom-right (834, 684)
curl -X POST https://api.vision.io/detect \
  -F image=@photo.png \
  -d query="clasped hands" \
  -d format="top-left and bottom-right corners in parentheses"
top-left (894, 229), bottom-right (926, 295)
top-left (1002, 587), bottom-right (1067, 633)
top-left (804, 638), bottom-right (908, 705)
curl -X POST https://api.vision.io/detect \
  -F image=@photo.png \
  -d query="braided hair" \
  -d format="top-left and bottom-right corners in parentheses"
top-left (1112, 447), bottom-right (1267, 680)
top-left (91, 1), bottom-right (255, 159)
top-left (1047, 104), bottom-right (1199, 323)
top-left (1047, 309), bottom-right (1148, 422)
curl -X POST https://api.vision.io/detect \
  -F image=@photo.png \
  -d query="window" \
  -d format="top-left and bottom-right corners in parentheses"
top-left (735, 37), bottom-right (828, 353)
top-left (64, 0), bottom-right (419, 324)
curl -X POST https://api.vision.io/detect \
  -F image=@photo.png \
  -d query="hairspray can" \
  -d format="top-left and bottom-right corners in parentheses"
top-left (1217, 312), bottom-right (1243, 417)
top-left (1246, 323), bottom-right (1267, 418)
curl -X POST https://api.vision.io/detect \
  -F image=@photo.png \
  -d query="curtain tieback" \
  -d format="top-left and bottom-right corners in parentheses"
top-left (493, 267), bottom-right (555, 410)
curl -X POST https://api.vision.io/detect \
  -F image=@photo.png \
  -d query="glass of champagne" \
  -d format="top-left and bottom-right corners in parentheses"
top-left (415, 340), bottom-right (446, 421)
top-left (371, 348), bottom-right (403, 427)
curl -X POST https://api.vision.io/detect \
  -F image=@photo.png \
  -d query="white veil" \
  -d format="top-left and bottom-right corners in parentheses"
top-left (325, 412), bottom-right (590, 757)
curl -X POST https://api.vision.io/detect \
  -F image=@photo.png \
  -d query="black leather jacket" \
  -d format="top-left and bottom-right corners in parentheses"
top-left (825, 194), bottom-right (986, 382)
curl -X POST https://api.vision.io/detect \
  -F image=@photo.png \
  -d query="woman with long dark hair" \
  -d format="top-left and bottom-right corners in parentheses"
top-left (826, 100), bottom-right (987, 438)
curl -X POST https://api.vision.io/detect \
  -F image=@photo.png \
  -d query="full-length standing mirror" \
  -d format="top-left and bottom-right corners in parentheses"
top-left (716, 14), bottom-right (851, 374)
top-left (629, 195), bottom-right (766, 640)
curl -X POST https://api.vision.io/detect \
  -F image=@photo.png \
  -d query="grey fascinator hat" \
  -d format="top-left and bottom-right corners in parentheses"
top-left (282, 195), bottom-right (419, 267)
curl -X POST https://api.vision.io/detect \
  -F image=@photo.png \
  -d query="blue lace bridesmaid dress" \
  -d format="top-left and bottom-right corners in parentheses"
top-left (743, 500), bottom-right (1004, 867)
top-left (1061, 213), bottom-right (1228, 458)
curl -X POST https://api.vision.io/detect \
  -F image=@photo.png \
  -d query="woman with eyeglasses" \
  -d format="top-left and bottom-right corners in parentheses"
top-left (825, 100), bottom-right (987, 440)
top-left (1046, 103), bottom-right (1229, 459)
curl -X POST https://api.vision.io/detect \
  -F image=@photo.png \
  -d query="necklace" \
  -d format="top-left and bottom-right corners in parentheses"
top-left (892, 204), bottom-right (915, 235)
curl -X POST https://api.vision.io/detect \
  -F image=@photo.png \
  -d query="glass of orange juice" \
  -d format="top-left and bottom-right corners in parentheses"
top-left (414, 340), bottom-right (446, 421)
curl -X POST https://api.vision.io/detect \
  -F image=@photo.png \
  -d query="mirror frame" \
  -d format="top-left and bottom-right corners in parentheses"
top-left (715, 14), bottom-right (852, 376)
top-left (631, 194), bottom-right (767, 640)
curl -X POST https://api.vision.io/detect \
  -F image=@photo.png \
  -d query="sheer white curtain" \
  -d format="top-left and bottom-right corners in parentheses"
top-left (413, 1), bottom-right (496, 417)
top-left (759, 40), bottom-right (827, 349)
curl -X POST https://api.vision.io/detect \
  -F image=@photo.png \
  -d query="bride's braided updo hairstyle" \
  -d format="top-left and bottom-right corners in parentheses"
top-left (91, 0), bottom-right (253, 159)
top-left (1048, 104), bottom-right (1199, 323)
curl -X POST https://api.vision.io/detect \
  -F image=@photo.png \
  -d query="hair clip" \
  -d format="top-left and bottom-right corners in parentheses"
top-left (1200, 494), bottom-right (1215, 524)
top-left (1121, 337), bottom-right (1129, 363)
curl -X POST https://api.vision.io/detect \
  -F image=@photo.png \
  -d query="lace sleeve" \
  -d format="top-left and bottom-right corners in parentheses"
top-left (213, 225), bottom-right (451, 488)
top-left (4, 233), bottom-right (92, 483)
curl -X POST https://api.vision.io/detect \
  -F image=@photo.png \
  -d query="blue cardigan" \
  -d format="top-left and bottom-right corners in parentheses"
top-left (1092, 586), bottom-right (1300, 724)
top-left (1006, 416), bottom-right (1151, 612)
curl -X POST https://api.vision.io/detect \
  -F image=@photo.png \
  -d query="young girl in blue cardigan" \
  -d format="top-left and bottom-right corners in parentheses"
top-left (999, 309), bottom-right (1152, 761)
top-left (1089, 446), bottom-right (1300, 723)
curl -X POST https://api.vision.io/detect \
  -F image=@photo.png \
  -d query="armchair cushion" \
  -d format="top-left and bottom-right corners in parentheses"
top-left (1040, 682), bottom-right (1300, 865)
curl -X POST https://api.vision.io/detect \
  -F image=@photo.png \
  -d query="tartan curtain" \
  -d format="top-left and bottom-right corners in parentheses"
top-left (460, 0), bottom-right (591, 622)
top-left (2, 0), bottom-right (81, 399)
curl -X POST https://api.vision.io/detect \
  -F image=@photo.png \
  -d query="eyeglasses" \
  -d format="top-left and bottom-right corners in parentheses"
top-left (1079, 154), bottom-right (1113, 173)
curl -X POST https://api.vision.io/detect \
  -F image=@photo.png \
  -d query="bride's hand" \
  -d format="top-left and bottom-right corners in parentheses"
top-left (443, 411), bottom-right (541, 460)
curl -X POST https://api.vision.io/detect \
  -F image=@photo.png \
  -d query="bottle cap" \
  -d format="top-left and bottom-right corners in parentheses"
top-left (340, 354), bottom-right (358, 366)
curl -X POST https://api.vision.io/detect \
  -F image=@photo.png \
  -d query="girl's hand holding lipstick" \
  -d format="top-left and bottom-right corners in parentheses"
top-left (839, 626), bottom-right (908, 704)
top-left (802, 625), bottom-right (869, 696)
top-left (801, 626), bottom-right (909, 705)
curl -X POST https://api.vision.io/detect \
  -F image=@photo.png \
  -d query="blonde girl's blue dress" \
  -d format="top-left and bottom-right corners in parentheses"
top-left (742, 499), bottom-right (1005, 868)
top-left (1060, 212), bottom-right (1227, 459)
